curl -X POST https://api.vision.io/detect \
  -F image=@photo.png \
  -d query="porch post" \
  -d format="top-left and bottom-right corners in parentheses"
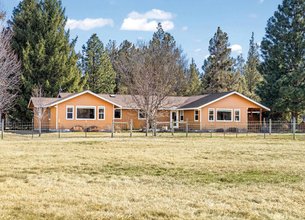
top-left (259, 108), bottom-right (263, 126)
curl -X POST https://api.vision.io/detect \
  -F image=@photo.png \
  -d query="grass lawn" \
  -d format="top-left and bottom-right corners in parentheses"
top-left (0, 133), bottom-right (304, 219)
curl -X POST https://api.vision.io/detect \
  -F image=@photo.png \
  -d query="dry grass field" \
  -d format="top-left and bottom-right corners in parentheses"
top-left (0, 133), bottom-right (304, 219)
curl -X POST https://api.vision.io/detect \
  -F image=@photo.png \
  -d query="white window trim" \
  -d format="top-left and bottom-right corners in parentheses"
top-left (216, 108), bottom-right (233, 122)
top-left (208, 108), bottom-right (215, 122)
top-left (98, 106), bottom-right (106, 120)
top-left (114, 108), bottom-right (122, 119)
top-left (194, 110), bottom-right (199, 122)
top-left (138, 110), bottom-right (146, 120)
top-left (234, 109), bottom-right (241, 122)
top-left (76, 106), bottom-right (96, 120)
top-left (179, 110), bottom-right (184, 122)
top-left (66, 105), bottom-right (74, 120)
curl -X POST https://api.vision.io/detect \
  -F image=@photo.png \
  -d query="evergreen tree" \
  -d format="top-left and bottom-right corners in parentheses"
top-left (185, 58), bottom-right (201, 95)
top-left (10, 0), bottom-right (83, 121)
top-left (107, 39), bottom-right (135, 94)
top-left (150, 23), bottom-right (188, 95)
top-left (82, 34), bottom-right (116, 93)
top-left (234, 54), bottom-right (249, 94)
top-left (244, 32), bottom-right (262, 100)
top-left (257, 0), bottom-right (305, 120)
top-left (201, 27), bottom-right (237, 93)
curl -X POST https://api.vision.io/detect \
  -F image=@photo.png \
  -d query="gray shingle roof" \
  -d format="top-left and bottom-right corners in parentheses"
top-left (29, 90), bottom-right (268, 110)
top-left (179, 91), bottom-right (233, 109)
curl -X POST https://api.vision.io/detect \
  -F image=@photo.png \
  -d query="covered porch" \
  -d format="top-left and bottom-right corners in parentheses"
top-left (248, 108), bottom-right (266, 131)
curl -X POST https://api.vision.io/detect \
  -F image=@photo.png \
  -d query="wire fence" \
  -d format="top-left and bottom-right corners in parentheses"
top-left (1, 119), bottom-right (305, 140)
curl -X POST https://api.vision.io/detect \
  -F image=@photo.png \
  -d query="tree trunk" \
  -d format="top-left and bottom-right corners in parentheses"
top-left (39, 119), bottom-right (41, 137)
top-left (146, 118), bottom-right (149, 137)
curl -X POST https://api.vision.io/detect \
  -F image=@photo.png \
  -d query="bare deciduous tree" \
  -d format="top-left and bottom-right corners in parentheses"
top-left (123, 30), bottom-right (183, 135)
top-left (0, 29), bottom-right (21, 120)
top-left (31, 86), bottom-right (47, 137)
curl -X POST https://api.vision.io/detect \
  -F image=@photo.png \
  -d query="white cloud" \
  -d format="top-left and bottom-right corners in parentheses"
top-left (194, 48), bottom-right (202, 52)
top-left (182, 26), bottom-right (188, 31)
top-left (230, 44), bottom-right (243, 54)
top-left (66, 18), bottom-right (114, 31)
top-left (121, 9), bottom-right (175, 31)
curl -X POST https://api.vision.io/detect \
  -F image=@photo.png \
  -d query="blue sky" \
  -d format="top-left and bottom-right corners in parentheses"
top-left (2, 0), bottom-right (282, 68)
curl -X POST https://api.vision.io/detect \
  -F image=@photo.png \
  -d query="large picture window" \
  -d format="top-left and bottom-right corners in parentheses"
top-left (76, 106), bottom-right (96, 120)
top-left (216, 109), bottom-right (232, 122)
top-left (66, 106), bottom-right (74, 120)
top-left (114, 109), bottom-right (122, 119)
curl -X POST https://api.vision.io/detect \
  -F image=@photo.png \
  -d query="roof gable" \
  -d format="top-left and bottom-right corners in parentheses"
top-left (47, 90), bottom-right (122, 108)
top-left (179, 91), bottom-right (270, 111)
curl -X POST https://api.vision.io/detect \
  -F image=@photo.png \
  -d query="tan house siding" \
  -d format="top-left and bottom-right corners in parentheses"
top-left (55, 93), bottom-right (115, 130)
top-left (200, 94), bottom-right (263, 129)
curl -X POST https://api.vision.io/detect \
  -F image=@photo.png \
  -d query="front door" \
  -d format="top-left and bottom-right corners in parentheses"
top-left (171, 111), bottom-right (179, 128)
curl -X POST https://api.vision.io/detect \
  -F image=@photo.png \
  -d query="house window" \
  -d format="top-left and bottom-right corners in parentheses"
top-left (138, 110), bottom-right (146, 119)
top-left (208, 108), bottom-right (214, 121)
top-left (194, 110), bottom-right (199, 121)
top-left (179, 110), bottom-right (184, 121)
top-left (216, 109), bottom-right (232, 122)
top-left (234, 109), bottom-right (240, 122)
top-left (76, 106), bottom-right (96, 120)
top-left (98, 106), bottom-right (105, 120)
top-left (114, 109), bottom-right (122, 119)
top-left (66, 106), bottom-right (74, 120)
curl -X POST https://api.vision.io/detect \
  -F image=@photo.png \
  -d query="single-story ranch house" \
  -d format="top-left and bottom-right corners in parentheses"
top-left (28, 90), bottom-right (270, 131)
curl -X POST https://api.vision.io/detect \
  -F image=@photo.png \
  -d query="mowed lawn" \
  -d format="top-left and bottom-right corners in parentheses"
top-left (0, 133), bottom-right (304, 219)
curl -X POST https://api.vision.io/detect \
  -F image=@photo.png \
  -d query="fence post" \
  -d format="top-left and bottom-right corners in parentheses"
top-left (153, 122), bottom-right (157, 137)
top-left (263, 121), bottom-right (266, 139)
top-left (292, 117), bottom-right (296, 140)
top-left (130, 119), bottom-right (133, 137)
top-left (171, 121), bottom-right (174, 136)
top-left (111, 120), bottom-right (114, 138)
top-left (1, 119), bottom-right (4, 140)
top-left (32, 118), bottom-right (34, 139)
top-left (186, 120), bottom-right (189, 137)
top-left (236, 128), bottom-right (238, 138)
top-left (269, 119), bottom-right (272, 135)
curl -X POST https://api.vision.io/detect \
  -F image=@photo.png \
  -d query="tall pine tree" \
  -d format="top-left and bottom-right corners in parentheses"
top-left (82, 34), bottom-right (116, 93)
top-left (10, 0), bottom-right (83, 121)
top-left (185, 58), bottom-right (201, 95)
top-left (106, 39), bottom-right (135, 94)
top-left (150, 23), bottom-right (188, 95)
top-left (257, 0), bottom-right (305, 120)
top-left (201, 27), bottom-right (238, 93)
top-left (244, 32), bottom-right (262, 100)
top-left (234, 54), bottom-right (249, 95)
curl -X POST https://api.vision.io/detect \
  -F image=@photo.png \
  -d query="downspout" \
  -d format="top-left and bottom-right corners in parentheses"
top-left (55, 105), bottom-right (58, 130)
top-left (200, 108), bottom-right (203, 130)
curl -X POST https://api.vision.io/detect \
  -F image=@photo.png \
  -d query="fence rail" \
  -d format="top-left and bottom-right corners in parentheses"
top-left (1, 118), bottom-right (304, 140)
